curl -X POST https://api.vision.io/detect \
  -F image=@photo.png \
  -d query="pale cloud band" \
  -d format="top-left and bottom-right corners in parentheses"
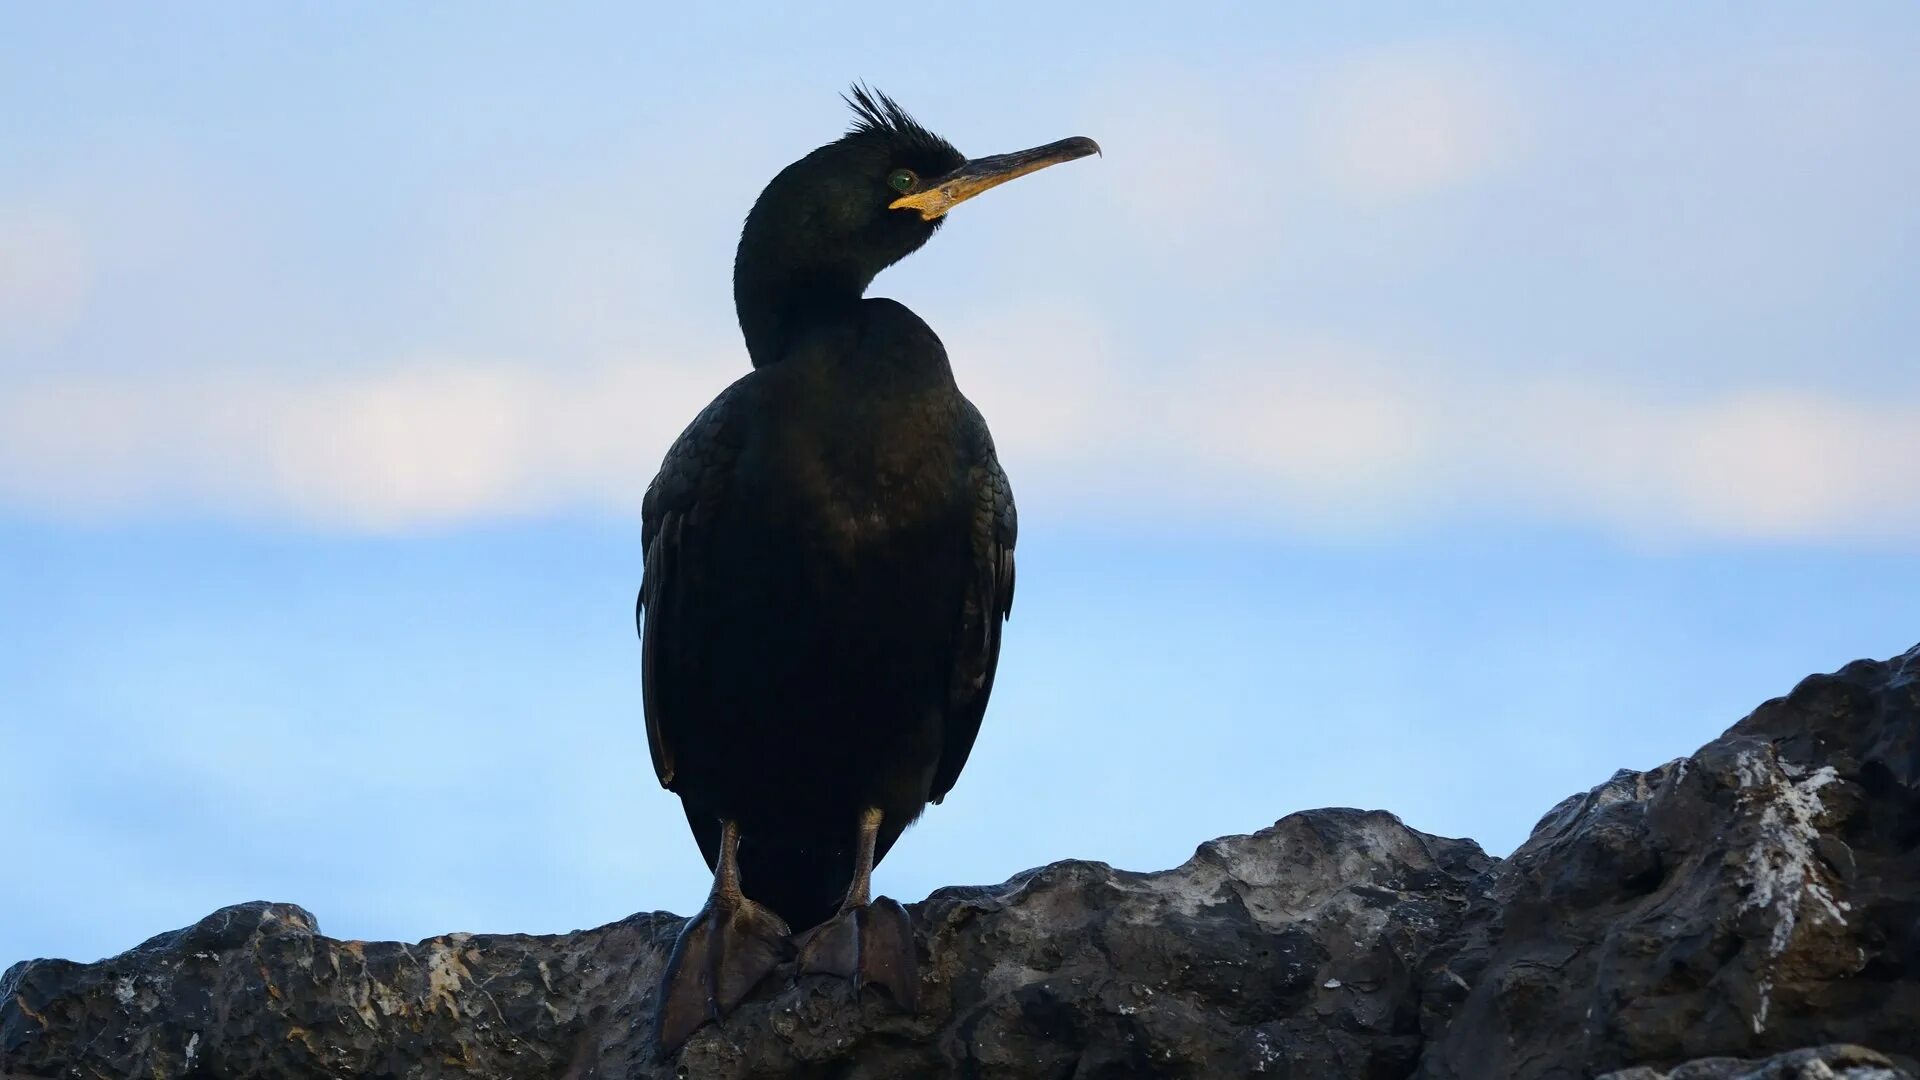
top-left (2, 320), bottom-right (1914, 545)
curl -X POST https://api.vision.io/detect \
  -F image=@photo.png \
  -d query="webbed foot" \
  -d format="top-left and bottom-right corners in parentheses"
top-left (795, 895), bottom-right (918, 1010)
top-left (654, 889), bottom-right (791, 1056)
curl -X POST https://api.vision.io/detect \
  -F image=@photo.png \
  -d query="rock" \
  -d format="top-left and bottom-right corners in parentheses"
top-left (4, 642), bottom-right (1916, 1078)
top-left (1596, 1043), bottom-right (1914, 1080)
top-left (1, 810), bottom-right (1491, 1078)
top-left (1417, 643), bottom-right (1920, 1079)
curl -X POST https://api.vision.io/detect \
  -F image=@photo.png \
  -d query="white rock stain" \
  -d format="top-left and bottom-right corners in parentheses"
top-left (1733, 753), bottom-right (1847, 1034)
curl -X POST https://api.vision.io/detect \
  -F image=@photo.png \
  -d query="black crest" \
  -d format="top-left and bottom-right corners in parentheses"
top-left (842, 84), bottom-right (954, 154)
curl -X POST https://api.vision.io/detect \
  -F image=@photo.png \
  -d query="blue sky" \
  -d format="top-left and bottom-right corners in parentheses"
top-left (3, 4), bottom-right (1917, 965)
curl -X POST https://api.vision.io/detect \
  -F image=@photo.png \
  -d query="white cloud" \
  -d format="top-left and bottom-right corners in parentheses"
top-left (0, 356), bottom-right (731, 530)
top-left (1305, 43), bottom-right (1529, 203)
top-left (950, 310), bottom-right (1920, 544)
top-left (1447, 382), bottom-right (1920, 544)
top-left (7, 316), bottom-right (1911, 545)
top-left (0, 209), bottom-right (91, 346)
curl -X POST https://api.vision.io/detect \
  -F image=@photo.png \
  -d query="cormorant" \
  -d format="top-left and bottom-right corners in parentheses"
top-left (636, 87), bottom-right (1097, 1052)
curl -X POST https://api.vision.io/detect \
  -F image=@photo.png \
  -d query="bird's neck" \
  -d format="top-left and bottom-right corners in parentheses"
top-left (734, 263), bottom-right (874, 368)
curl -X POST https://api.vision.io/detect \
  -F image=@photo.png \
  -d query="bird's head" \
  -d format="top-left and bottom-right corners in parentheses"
top-left (734, 86), bottom-right (1099, 365)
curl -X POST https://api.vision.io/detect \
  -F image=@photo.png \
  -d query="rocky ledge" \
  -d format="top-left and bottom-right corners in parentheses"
top-left (4, 643), bottom-right (1916, 1079)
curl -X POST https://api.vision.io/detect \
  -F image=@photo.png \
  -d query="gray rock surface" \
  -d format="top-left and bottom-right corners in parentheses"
top-left (1417, 643), bottom-right (1920, 1079)
top-left (2, 811), bottom-right (1488, 1078)
top-left (4, 642), bottom-right (1916, 1078)
top-left (1597, 1044), bottom-right (1914, 1080)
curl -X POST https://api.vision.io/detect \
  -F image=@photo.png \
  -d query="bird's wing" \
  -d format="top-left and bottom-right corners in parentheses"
top-left (931, 403), bottom-right (1017, 805)
top-left (637, 380), bottom-right (747, 790)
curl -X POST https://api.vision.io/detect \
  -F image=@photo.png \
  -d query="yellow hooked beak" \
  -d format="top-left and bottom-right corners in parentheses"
top-left (889, 136), bottom-right (1102, 221)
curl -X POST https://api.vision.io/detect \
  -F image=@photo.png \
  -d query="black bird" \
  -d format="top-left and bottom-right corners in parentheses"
top-left (636, 87), bottom-right (1096, 1051)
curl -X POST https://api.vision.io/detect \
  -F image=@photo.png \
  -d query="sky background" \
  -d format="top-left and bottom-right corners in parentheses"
top-left (4, 4), bottom-right (1917, 966)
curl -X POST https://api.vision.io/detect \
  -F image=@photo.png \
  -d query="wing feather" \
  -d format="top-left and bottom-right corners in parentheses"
top-left (637, 381), bottom-right (746, 790)
top-left (930, 404), bottom-right (1017, 804)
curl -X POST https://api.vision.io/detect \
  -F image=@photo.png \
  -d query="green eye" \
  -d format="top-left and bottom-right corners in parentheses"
top-left (887, 168), bottom-right (918, 193)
